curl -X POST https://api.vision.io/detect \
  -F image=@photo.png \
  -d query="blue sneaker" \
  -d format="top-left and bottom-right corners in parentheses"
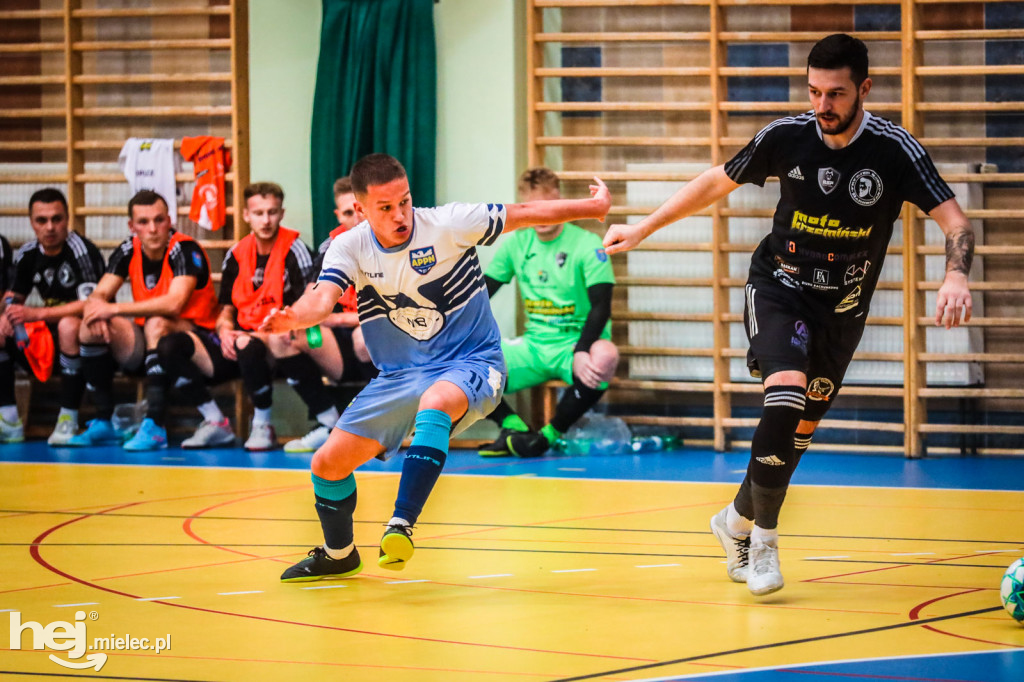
top-left (66, 419), bottom-right (123, 447)
top-left (123, 418), bottom-right (168, 451)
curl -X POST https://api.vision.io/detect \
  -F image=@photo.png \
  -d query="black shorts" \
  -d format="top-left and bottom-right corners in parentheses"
top-left (330, 326), bottom-right (378, 382)
top-left (193, 328), bottom-right (241, 385)
top-left (743, 278), bottom-right (867, 420)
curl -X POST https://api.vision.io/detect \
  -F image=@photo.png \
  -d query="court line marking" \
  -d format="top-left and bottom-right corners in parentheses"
top-left (217, 590), bottom-right (264, 596)
top-left (552, 568), bottom-right (596, 573)
top-left (803, 556), bottom-right (850, 560)
top-left (136, 596), bottom-right (180, 601)
top-left (387, 579), bottom-right (431, 584)
top-left (53, 602), bottom-right (99, 607)
top-left (892, 552), bottom-right (936, 556)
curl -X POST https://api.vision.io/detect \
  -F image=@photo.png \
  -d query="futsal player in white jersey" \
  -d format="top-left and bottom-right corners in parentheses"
top-left (264, 153), bottom-right (611, 581)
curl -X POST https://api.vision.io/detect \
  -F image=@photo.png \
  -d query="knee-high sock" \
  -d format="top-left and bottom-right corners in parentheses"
top-left (313, 473), bottom-right (357, 552)
top-left (392, 409), bottom-right (452, 526)
top-left (235, 337), bottom-right (273, 409)
top-left (58, 353), bottom-right (83, 412)
top-left (144, 350), bottom-right (168, 426)
top-left (0, 347), bottom-right (14, 408)
top-left (747, 385), bottom-right (806, 530)
top-left (735, 432), bottom-right (814, 522)
top-left (80, 343), bottom-right (116, 420)
top-left (157, 333), bottom-right (214, 407)
top-left (277, 353), bottom-right (333, 418)
top-left (549, 376), bottom-right (605, 436)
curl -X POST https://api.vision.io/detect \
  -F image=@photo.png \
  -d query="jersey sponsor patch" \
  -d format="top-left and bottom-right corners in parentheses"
top-left (556, 251), bottom-right (567, 267)
top-left (834, 285), bottom-right (862, 313)
top-left (57, 262), bottom-right (74, 287)
top-left (594, 247), bottom-right (608, 263)
top-left (409, 246), bottom-right (437, 275)
top-left (818, 167), bottom-right (840, 195)
top-left (849, 169), bottom-right (883, 206)
top-left (191, 249), bottom-right (203, 269)
top-left (388, 305), bottom-right (445, 341)
top-left (790, 320), bottom-right (809, 353)
top-left (844, 259), bottom-right (870, 285)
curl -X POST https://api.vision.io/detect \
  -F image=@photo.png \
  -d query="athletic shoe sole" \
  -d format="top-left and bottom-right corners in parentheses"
top-left (378, 532), bottom-right (414, 570)
top-left (281, 560), bottom-right (363, 583)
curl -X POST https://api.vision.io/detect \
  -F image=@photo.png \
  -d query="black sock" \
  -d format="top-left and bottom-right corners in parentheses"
top-left (236, 337), bottom-right (273, 410)
top-left (144, 350), bottom-right (167, 426)
top-left (487, 399), bottom-right (516, 426)
top-left (58, 353), bottom-right (83, 411)
top-left (80, 343), bottom-right (116, 420)
top-left (550, 377), bottom-right (605, 433)
top-left (748, 384), bottom-right (806, 529)
top-left (277, 353), bottom-right (333, 417)
top-left (157, 333), bottom-right (214, 407)
top-left (0, 347), bottom-right (14, 407)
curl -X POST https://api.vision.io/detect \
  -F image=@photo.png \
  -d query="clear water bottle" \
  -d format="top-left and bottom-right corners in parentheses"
top-left (631, 435), bottom-right (665, 453)
top-left (4, 297), bottom-right (29, 350)
top-left (565, 415), bottom-right (632, 456)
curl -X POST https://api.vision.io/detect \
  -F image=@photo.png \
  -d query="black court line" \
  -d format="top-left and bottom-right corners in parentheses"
top-left (1, 510), bottom-right (1021, 547)
top-left (551, 606), bottom-right (1005, 682)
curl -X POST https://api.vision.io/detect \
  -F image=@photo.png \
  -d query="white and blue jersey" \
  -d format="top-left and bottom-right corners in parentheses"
top-left (317, 202), bottom-right (508, 455)
top-left (318, 201), bottom-right (507, 373)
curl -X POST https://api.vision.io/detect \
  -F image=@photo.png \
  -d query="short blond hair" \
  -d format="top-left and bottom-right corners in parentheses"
top-left (518, 167), bottom-right (560, 196)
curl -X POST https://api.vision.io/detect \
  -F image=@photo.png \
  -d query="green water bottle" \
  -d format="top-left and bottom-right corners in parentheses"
top-left (306, 325), bottom-right (323, 349)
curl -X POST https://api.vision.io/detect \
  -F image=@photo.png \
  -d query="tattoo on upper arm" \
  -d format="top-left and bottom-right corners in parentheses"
top-left (945, 228), bottom-right (975, 275)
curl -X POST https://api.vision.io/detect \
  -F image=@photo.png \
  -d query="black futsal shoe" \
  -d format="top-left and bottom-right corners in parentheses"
top-left (280, 546), bottom-right (363, 582)
top-left (507, 430), bottom-right (551, 458)
top-left (478, 428), bottom-right (522, 457)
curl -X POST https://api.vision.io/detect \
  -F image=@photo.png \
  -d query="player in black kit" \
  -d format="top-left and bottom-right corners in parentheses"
top-left (0, 188), bottom-right (105, 445)
top-left (603, 34), bottom-right (974, 597)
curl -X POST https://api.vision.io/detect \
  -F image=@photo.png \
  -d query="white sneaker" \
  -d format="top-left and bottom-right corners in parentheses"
top-left (244, 420), bottom-right (277, 451)
top-left (710, 506), bottom-right (750, 583)
top-left (0, 414), bottom-right (24, 443)
top-left (284, 424), bottom-right (331, 453)
top-left (47, 414), bottom-right (78, 446)
top-left (748, 538), bottom-right (784, 596)
top-left (182, 419), bottom-right (235, 449)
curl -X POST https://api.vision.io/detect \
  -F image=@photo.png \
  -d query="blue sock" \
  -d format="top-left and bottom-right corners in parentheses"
top-left (312, 473), bottom-right (357, 550)
top-left (392, 409), bottom-right (452, 526)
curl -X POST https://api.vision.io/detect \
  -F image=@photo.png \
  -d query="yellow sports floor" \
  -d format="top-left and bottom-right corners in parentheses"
top-left (1, 461), bottom-right (1022, 680)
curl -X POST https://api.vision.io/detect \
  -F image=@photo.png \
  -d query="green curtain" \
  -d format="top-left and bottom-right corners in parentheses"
top-left (310, 0), bottom-right (437, 244)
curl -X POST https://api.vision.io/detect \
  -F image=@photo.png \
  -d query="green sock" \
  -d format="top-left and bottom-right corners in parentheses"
top-left (541, 423), bottom-right (561, 444)
top-left (501, 414), bottom-right (530, 433)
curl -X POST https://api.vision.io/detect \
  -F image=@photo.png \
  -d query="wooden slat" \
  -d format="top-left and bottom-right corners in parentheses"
top-left (78, 206), bottom-right (234, 217)
top-left (919, 388), bottom-right (1024, 398)
top-left (0, 174), bottom-right (69, 183)
top-left (536, 66), bottom-right (711, 77)
top-left (717, 31), bottom-right (901, 42)
top-left (536, 0), bottom-right (711, 7)
top-left (917, 65), bottom-right (1024, 77)
top-left (0, 9), bottom-right (63, 19)
top-left (535, 31), bottom-right (711, 42)
top-left (73, 7), bottom-right (231, 18)
top-left (537, 136), bottom-right (712, 147)
top-left (918, 424), bottom-right (1024, 435)
top-left (74, 73), bottom-right (231, 84)
top-left (917, 101), bottom-right (1024, 112)
top-left (536, 101), bottom-right (712, 112)
top-left (73, 139), bottom-right (234, 151)
top-left (915, 316), bottom-right (1024, 327)
top-left (720, 101), bottom-right (901, 112)
top-left (0, 108), bottom-right (66, 119)
top-left (75, 172), bottom-right (236, 183)
top-left (622, 415), bottom-right (716, 428)
top-left (917, 245), bottom-right (1024, 256)
top-left (0, 75), bottom-right (65, 86)
top-left (617, 276), bottom-right (715, 286)
top-left (613, 311), bottom-right (715, 322)
top-left (72, 39), bottom-right (233, 52)
top-left (718, 66), bottom-right (901, 77)
top-left (0, 42), bottom-right (64, 53)
top-left (917, 281), bottom-right (1024, 291)
top-left (919, 353), bottom-right (1024, 363)
top-left (73, 106), bottom-right (233, 117)
top-left (611, 379), bottom-right (715, 392)
top-left (0, 141), bottom-right (66, 151)
top-left (916, 29), bottom-right (1024, 40)
top-left (723, 417), bottom-right (906, 432)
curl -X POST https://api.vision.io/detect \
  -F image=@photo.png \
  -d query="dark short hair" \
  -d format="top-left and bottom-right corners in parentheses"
top-left (127, 190), bottom-right (168, 219)
top-left (333, 176), bottom-right (353, 199)
top-left (244, 182), bottom-right (285, 203)
top-left (350, 154), bottom-right (407, 196)
top-left (807, 33), bottom-right (869, 86)
top-left (518, 167), bottom-right (560, 196)
top-left (28, 188), bottom-right (68, 216)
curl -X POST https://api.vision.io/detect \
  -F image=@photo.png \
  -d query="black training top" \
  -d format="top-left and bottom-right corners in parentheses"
top-left (12, 231), bottom-right (105, 305)
top-left (107, 231), bottom-right (212, 292)
top-left (725, 110), bottom-right (955, 315)
top-left (219, 238), bottom-right (315, 308)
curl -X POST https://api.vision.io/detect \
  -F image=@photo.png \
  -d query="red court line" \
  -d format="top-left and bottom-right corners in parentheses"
top-left (804, 550), bottom-right (1008, 584)
top-left (30, 501), bottom-right (655, 664)
top-left (181, 487), bottom-right (307, 559)
top-left (908, 588), bottom-right (1021, 649)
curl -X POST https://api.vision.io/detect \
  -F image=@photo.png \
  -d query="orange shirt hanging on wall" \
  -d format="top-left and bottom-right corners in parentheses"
top-left (181, 136), bottom-right (231, 231)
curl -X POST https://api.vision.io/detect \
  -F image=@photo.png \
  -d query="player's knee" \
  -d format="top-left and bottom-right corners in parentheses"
top-left (78, 322), bottom-right (104, 345)
top-left (311, 444), bottom-right (357, 480)
top-left (57, 316), bottom-right (81, 350)
top-left (235, 334), bottom-right (268, 368)
top-left (266, 332), bottom-right (297, 358)
top-left (590, 340), bottom-right (619, 381)
top-left (156, 332), bottom-right (195, 366)
top-left (763, 369), bottom-right (807, 390)
top-left (143, 316), bottom-right (173, 345)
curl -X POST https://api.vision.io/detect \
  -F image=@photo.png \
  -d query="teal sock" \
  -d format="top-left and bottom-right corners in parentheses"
top-left (501, 413), bottom-right (530, 433)
top-left (541, 423), bottom-right (561, 444)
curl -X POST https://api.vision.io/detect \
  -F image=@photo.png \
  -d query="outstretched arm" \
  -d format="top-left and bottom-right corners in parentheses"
top-left (603, 165), bottom-right (740, 254)
top-left (928, 198), bottom-right (974, 329)
top-left (260, 280), bottom-right (343, 334)
top-left (503, 177), bottom-right (611, 233)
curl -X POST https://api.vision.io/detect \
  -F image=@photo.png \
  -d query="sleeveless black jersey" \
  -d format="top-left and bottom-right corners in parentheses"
top-left (12, 232), bottom-right (105, 306)
top-left (724, 111), bottom-right (954, 315)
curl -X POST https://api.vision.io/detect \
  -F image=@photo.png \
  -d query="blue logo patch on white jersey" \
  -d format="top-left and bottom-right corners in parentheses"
top-left (595, 248), bottom-right (608, 263)
top-left (410, 246), bottom-right (437, 275)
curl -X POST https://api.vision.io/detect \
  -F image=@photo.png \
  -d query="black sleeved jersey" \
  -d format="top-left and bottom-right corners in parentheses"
top-left (0, 235), bottom-right (11, 294)
top-left (724, 111), bottom-right (955, 315)
top-left (218, 238), bottom-right (314, 308)
top-left (12, 231), bottom-right (105, 305)
top-left (107, 232), bottom-right (211, 291)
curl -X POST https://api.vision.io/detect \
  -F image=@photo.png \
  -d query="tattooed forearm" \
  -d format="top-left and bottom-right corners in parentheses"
top-left (945, 228), bottom-right (974, 276)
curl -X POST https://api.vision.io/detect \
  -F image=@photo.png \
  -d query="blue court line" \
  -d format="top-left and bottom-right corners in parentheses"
top-left (2, 441), bottom-right (1023, 492)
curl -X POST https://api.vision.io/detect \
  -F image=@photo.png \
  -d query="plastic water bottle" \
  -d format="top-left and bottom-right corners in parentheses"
top-left (565, 415), bottom-right (632, 455)
top-left (631, 435), bottom-right (665, 453)
top-left (4, 297), bottom-right (29, 351)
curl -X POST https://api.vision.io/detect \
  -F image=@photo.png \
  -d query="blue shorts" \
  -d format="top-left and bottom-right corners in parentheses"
top-left (335, 356), bottom-right (506, 459)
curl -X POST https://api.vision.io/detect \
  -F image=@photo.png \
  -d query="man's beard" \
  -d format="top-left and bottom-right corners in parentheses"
top-left (818, 94), bottom-right (861, 136)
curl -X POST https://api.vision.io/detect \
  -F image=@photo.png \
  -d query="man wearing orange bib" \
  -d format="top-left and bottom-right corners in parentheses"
top-left (161, 182), bottom-right (342, 451)
top-left (69, 190), bottom-right (219, 450)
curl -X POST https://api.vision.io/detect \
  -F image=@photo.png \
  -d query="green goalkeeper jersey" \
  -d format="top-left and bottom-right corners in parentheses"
top-left (486, 222), bottom-right (615, 341)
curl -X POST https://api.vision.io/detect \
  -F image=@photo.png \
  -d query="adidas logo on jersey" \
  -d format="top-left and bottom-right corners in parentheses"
top-left (756, 454), bottom-right (786, 466)
top-left (787, 166), bottom-right (804, 180)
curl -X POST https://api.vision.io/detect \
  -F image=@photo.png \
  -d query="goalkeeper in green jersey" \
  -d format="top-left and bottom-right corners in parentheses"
top-left (480, 168), bottom-right (619, 457)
